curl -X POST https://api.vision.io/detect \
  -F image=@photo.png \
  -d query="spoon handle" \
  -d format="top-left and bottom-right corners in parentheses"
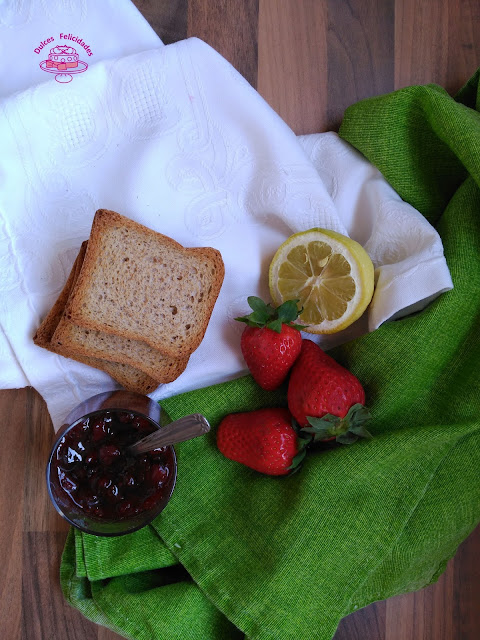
top-left (128, 414), bottom-right (210, 455)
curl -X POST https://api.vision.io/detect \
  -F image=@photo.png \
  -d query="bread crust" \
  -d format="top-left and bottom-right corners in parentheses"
top-left (33, 243), bottom-right (160, 394)
top-left (52, 317), bottom-right (189, 383)
top-left (64, 209), bottom-right (225, 358)
top-left (33, 243), bottom-right (87, 346)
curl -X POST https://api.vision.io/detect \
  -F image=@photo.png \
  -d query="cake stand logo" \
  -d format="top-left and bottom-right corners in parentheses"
top-left (37, 37), bottom-right (90, 84)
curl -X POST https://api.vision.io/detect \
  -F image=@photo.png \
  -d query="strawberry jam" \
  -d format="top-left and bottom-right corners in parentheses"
top-left (50, 410), bottom-right (175, 523)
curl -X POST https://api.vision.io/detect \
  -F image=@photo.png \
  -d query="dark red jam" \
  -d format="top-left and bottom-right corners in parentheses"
top-left (52, 410), bottom-right (175, 521)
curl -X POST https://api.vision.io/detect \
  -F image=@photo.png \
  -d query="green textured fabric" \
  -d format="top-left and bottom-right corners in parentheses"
top-left (61, 71), bottom-right (480, 640)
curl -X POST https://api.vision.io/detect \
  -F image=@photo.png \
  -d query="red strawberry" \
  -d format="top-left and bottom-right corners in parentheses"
top-left (216, 407), bottom-right (309, 476)
top-left (288, 340), bottom-right (372, 444)
top-left (236, 297), bottom-right (305, 391)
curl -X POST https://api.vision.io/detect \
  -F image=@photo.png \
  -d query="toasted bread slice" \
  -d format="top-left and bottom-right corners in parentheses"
top-left (33, 244), bottom-right (159, 395)
top-left (52, 245), bottom-right (189, 382)
top-left (64, 209), bottom-right (225, 359)
top-left (52, 317), bottom-right (189, 382)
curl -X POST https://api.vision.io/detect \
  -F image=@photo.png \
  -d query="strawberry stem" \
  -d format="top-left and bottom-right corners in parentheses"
top-left (235, 296), bottom-right (306, 333)
top-left (287, 419), bottom-right (313, 472)
top-left (301, 404), bottom-right (373, 444)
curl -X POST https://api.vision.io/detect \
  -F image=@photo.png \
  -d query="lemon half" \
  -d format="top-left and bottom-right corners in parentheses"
top-left (269, 228), bottom-right (374, 334)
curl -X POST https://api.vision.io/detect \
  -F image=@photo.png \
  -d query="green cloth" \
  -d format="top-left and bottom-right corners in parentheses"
top-left (61, 71), bottom-right (480, 640)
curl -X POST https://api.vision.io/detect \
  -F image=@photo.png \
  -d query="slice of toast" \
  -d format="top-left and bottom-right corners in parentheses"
top-left (51, 245), bottom-right (189, 382)
top-left (64, 209), bottom-right (225, 359)
top-left (33, 244), bottom-right (159, 395)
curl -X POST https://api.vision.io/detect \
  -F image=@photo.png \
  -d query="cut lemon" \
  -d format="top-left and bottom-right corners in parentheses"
top-left (269, 228), bottom-right (374, 334)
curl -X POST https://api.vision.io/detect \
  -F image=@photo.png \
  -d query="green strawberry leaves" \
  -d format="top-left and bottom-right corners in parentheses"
top-left (287, 404), bottom-right (373, 474)
top-left (288, 426), bottom-right (313, 472)
top-left (276, 299), bottom-right (302, 325)
top-left (335, 431), bottom-right (360, 445)
top-left (301, 404), bottom-right (373, 444)
top-left (235, 296), bottom-right (306, 333)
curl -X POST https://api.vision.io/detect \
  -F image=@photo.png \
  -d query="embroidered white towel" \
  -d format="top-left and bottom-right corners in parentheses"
top-left (0, 10), bottom-right (452, 430)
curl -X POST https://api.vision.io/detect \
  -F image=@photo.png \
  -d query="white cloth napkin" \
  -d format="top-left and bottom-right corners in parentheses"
top-left (0, 0), bottom-right (162, 98)
top-left (0, 4), bottom-right (453, 430)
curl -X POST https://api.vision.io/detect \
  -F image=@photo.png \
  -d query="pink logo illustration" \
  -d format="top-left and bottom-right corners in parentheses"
top-left (39, 45), bottom-right (88, 83)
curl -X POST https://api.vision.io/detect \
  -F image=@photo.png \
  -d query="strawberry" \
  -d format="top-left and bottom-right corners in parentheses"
top-left (216, 407), bottom-right (310, 476)
top-left (236, 297), bottom-right (305, 391)
top-left (288, 339), bottom-right (373, 444)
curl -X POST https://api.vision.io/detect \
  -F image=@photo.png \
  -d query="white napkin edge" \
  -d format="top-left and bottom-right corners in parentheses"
top-left (370, 257), bottom-right (454, 329)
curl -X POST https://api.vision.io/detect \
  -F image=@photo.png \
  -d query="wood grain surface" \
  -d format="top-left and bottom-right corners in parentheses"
top-left (2, 1), bottom-right (479, 639)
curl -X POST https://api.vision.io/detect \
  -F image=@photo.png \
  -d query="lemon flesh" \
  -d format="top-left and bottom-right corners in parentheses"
top-left (269, 228), bottom-right (375, 334)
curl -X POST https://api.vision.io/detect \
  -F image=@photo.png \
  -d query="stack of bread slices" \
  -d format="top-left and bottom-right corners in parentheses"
top-left (34, 209), bottom-right (225, 394)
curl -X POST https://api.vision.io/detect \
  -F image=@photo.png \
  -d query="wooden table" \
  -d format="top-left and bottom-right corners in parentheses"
top-left (2, 1), bottom-right (479, 638)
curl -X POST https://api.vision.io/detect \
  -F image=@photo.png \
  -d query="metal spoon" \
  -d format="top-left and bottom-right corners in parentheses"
top-left (128, 413), bottom-right (211, 456)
